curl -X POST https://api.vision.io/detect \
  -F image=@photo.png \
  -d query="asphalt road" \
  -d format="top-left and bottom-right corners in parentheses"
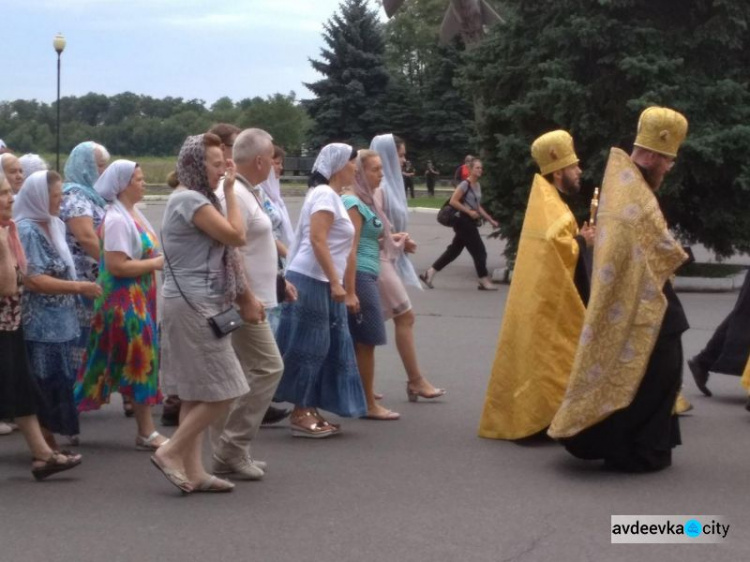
top-left (1, 198), bottom-right (748, 562)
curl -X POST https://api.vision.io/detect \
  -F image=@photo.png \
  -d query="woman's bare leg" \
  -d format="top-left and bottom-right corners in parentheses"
top-left (133, 404), bottom-right (167, 445)
top-left (393, 309), bottom-right (443, 395)
top-left (154, 399), bottom-right (231, 478)
top-left (356, 343), bottom-right (395, 416)
top-left (16, 415), bottom-right (56, 460)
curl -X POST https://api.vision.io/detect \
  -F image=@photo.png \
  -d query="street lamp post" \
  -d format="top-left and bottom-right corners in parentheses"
top-left (53, 33), bottom-right (66, 172)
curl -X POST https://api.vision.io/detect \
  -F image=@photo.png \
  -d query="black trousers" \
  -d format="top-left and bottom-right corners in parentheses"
top-left (432, 214), bottom-right (488, 278)
top-left (404, 177), bottom-right (414, 198)
top-left (694, 270), bottom-right (750, 375)
top-left (426, 178), bottom-right (436, 196)
top-left (561, 334), bottom-right (683, 472)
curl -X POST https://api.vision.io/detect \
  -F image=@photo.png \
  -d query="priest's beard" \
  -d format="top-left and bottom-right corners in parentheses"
top-left (561, 173), bottom-right (580, 195)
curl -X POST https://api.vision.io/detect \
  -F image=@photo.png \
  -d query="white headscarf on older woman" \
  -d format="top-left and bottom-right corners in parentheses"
top-left (310, 143), bottom-right (355, 185)
top-left (95, 160), bottom-right (155, 260)
top-left (13, 171), bottom-right (77, 278)
top-left (286, 143), bottom-right (354, 270)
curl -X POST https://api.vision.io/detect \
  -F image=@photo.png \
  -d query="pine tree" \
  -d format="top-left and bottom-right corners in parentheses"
top-left (465, 0), bottom-right (750, 259)
top-left (383, 0), bottom-right (475, 172)
top-left (305, 0), bottom-right (391, 149)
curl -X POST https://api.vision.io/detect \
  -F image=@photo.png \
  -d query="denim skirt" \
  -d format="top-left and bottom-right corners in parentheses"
top-left (274, 271), bottom-right (366, 417)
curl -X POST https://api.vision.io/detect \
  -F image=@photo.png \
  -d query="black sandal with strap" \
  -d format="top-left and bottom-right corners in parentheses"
top-left (31, 452), bottom-right (82, 481)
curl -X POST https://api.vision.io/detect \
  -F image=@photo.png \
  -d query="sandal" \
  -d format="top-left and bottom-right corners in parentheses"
top-left (136, 431), bottom-right (169, 451)
top-left (362, 408), bottom-right (401, 421)
top-left (150, 455), bottom-right (192, 494)
top-left (311, 410), bottom-right (341, 434)
top-left (31, 452), bottom-right (82, 481)
top-left (290, 410), bottom-right (335, 439)
top-left (407, 383), bottom-right (446, 402)
top-left (193, 475), bottom-right (235, 493)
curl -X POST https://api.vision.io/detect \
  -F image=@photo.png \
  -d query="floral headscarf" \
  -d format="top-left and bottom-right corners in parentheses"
top-left (177, 135), bottom-right (218, 210)
top-left (63, 141), bottom-right (107, 208)
top-left (176, 134), bottom-right (246, 302)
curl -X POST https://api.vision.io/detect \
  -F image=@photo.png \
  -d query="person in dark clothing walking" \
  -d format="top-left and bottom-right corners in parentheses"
top-left (420, 159), bottom-right (499, 290)
top-left (688, 269), bottom-right (750, 397)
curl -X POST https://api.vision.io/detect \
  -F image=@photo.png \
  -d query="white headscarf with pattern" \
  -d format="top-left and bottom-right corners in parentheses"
top-left (13, 170), bottom-right (77, 278)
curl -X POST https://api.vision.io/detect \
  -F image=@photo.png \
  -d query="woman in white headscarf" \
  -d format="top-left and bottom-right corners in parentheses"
top-left (14, 171), bottom-right (102, 451)
top-left (0, 172), bottom-right (83, 479)
top-left (258, 145), bottom-right (295, 252)
top-left (370, 134), bottom-right (446, 402)
top-left (18, 154), bottom-right (49, 180)
top-left (74, 160), bottom-right (168, 450)
top-left (274, 143), bottom-right (367, 438)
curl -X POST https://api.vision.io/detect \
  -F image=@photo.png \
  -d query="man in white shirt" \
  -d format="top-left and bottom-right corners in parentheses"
top-left (211, 128), bottom-right (285, 481)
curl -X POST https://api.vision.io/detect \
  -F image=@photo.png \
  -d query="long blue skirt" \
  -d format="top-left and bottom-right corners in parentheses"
top-left (274, 271), bottom-right (367, 417)
top-left (26, 339), bottom-right (80, 436)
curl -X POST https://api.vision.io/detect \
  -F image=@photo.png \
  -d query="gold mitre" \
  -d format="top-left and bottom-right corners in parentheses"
top-left (633, 106), bottom-right (688, 157)
top-left (531, 130), bottom-right (579, 175)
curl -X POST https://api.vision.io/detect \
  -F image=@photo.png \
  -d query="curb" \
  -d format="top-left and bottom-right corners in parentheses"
top-left (492, 268), bottom-right (746, 293)
top-left (673, 271), bottom-right (746, 293)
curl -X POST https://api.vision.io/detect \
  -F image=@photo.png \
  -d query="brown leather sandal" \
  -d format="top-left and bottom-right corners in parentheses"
top-left (31, 452), bottom-right (82, 481)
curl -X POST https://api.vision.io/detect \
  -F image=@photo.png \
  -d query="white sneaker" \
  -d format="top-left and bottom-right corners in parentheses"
top-left (0, 422), bottom-right (13, 436)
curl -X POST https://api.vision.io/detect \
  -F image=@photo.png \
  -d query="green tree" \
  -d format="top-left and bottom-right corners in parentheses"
top-left (240, 93), bottom-right (311, 154)
top-left (383, 0), bottom-right (475, 173)
top-left (464, 0), bottom-right (750, 259)
top-left (305, 0), bottom-right (390, 149)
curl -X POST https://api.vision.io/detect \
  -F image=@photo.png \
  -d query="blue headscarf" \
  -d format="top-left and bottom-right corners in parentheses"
top-left (63, 141), bottom-right (107, 208)
top-left (370, 134), bottom-right (421, 289)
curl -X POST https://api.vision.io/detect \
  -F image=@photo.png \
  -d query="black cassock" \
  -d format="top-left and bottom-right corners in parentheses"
top-left (560, 281), bottom-right (687, 473)
top-left (693, 270), bottom-right (750, 376)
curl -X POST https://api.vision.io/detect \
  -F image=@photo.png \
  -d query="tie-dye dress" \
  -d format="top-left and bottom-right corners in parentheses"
top-left (75, 221), bottom-right (162, 410)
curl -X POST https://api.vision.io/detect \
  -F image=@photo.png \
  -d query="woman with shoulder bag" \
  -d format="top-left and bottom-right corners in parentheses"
top-left (150, 133), bottom-right (251, 494)
top-left (420, 158), bottom-right (499, 290)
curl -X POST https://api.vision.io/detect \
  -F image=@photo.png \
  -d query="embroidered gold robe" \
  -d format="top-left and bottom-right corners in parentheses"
top-left (478, 175), bottom-right (585, 440)
top-left (549, 148), bottom-right (688, 439)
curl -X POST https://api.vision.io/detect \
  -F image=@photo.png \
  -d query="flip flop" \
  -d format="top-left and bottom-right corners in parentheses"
top-left (194, 475), bottom-right (235, 493)
top-left (150, 455), bottom-right (193, 494)
top-left (362, 409), bottom-right (401, 421)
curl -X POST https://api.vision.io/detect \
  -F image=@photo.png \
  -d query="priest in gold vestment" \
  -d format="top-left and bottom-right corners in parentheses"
top-left (549, 107), bottom-right (689, 472)
top-left (479, 131), bottom-right (594, 440)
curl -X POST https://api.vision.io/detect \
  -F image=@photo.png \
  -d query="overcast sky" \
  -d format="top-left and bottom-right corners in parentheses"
top-left (3, 0), bottom-right (388, 105)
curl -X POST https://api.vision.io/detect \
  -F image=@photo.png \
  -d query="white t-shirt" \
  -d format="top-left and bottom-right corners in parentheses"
top-left (287, 185), bottom-right (354, 283)
top-left (217, 177), bottom-right (278, 308)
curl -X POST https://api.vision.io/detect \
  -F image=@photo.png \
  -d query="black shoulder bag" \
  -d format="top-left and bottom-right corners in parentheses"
top-left (160, 234), bottom-right (243, 338)
top-left (437, 181), bottom-right (476, 227)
